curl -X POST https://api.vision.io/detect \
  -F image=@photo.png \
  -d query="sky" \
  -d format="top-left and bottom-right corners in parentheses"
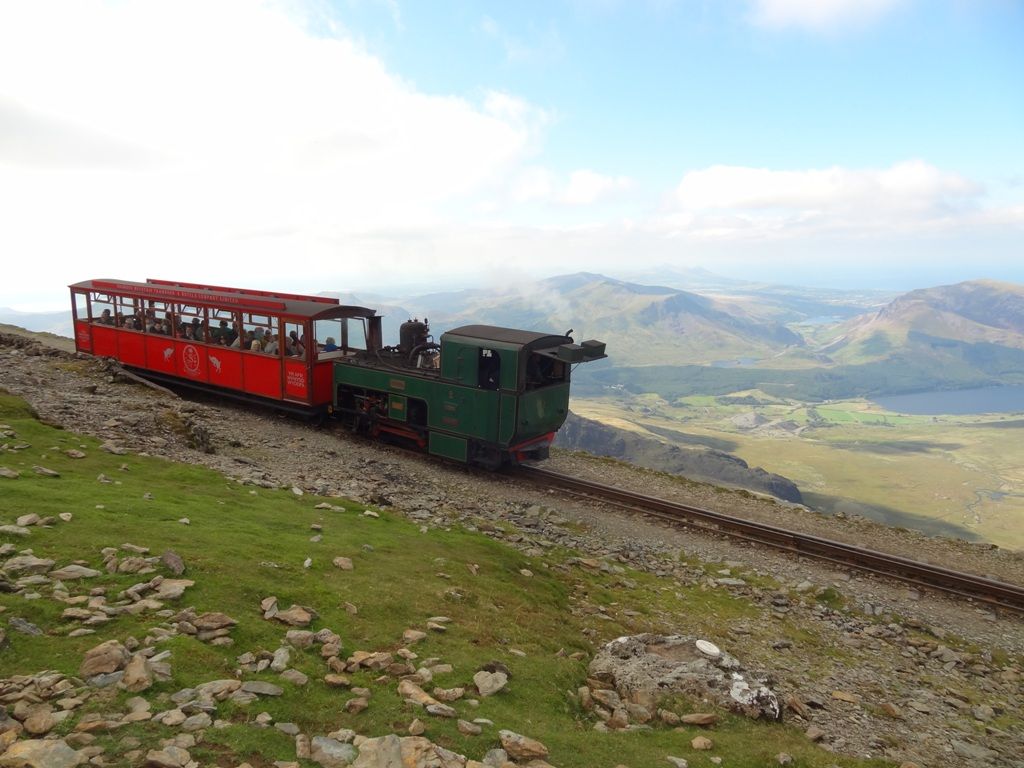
top-left (1, 0), bottom-right (1022, 310)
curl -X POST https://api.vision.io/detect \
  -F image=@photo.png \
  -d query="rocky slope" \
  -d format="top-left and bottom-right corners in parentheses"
top-left (0, 330), bottom-right (1022, 767)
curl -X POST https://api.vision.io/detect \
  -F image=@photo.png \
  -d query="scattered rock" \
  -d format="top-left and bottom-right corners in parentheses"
top-left (80, 639), bottom-right (130, 678)
top-left (161, 550), bottom-right (186, 575)
top-left (498, 730), bottom-right (549, 761)
top-left (280, 669), bottom-right (309, 686)
top-left (3, 555), bottom-right (54, 575)
top-left (8, 617), bottom-right (43, 635)
top-left (241, 681), bottom-right (284, 697)
top-left (119, 654), bottom-right (154, 692)
top-left (191, 612), bottom-right (238, 632)
top-left (473, 670), bottom-right (508, 697)
top-left (49, 564), bottom-right (102, 580)
top-left (680, 713), bottom-right (717, 727)
top-left (831, 690), bottom-right (861, 704)
top-left (310, 735), bottom-right (360, 767)
top-left (950, 739), bottom-right (998, 761)
top-left (273, 604), bottom-right (316, 627)
top-left (23, 707), bottom-right (57, 736)
top-left (589, 634), bottom-right (781, 721)
top-left (403, 629), bottom-right (427, 644)
top-left (0, 738), bottom-right (83, 768)
top-left (143, 745), bottom-right (192, 768)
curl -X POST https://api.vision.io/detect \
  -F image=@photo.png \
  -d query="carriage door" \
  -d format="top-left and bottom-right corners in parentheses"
top-left (283, 320), bottom-right (311, 403)
top-left (72, 291), bottom-right (92, 353)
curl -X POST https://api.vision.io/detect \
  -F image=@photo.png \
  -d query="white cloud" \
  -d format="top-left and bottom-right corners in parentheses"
top-left (666, 161), bottom-right (983, 239)
top-left (510, 167), bottom-right (556, 203)
top-left (0, 0), bottom-right (561, 306)
top-left (748, 0), bottom-right (904, 32)
top-left (561, 170), bottom-right (633, 205)
top-left (0, 1), bottom-right (1019, 310)
top-left (509, 167), bottom-right (632, 205)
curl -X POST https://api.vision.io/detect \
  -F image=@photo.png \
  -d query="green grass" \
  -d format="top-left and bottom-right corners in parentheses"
top-left (0, 393), bottom-right (892, 767)
top-left (813, 406), bottom-right (921, 426)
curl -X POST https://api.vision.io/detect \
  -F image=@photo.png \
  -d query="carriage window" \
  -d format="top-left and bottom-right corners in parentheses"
top-left (346, 318), bottom-right (367, 352)
top-left (314, 319), bottom-right (342, 354)
top-left (207, 307), bottom-right (240, 347)
top-left (284, 321), bottom-right (306, 359)
top-left (90, 293), bottom-right (116, 326)
top-left (73, 292), bottom-right (88, 322)
top-left (478, 348), bottom-right (500, 390)
top-left (240, 313), bottom-right (275, 354)
top-left (174, 304), bottom-right (208, 343)
top-left (114, 295), bottom-right (143, 330)
top-left (143, 301), bottom-right (173, 335)
top-left (314, 318), bottom-right (366, 354)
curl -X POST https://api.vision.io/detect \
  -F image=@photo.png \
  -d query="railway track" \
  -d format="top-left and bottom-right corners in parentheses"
top-left (511, 464), bottom-right (1024, 614)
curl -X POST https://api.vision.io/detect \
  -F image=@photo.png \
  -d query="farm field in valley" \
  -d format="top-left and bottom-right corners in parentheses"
top-left (571, 394), bottom-right (1024, 551)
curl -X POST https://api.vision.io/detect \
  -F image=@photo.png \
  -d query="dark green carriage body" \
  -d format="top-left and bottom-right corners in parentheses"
top-left (332, 323), bottom-right (604, 466)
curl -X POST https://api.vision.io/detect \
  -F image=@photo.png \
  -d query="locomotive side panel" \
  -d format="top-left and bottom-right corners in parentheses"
top-left (515, 383), bottom-right (571, 441)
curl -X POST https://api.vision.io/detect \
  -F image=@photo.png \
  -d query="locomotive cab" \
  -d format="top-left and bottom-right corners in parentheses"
top-left (436, 326), bottom-right (606, 464)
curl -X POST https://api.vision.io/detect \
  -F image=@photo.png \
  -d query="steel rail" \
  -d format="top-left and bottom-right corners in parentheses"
top-left (511, 465), bottom-right (1024, 613)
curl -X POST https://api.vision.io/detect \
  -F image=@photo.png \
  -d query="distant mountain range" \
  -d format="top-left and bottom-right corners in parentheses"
top-left (574, 277), bottom-right (1024, 399)
top-left (0, 307), bottom-right (73, 337)
top-left (409, 273), bottom-right (806, 367)
top-left (821, 280), bottom-right (1024, 362)
top-left (6, 272), bottom-right (1024, 397)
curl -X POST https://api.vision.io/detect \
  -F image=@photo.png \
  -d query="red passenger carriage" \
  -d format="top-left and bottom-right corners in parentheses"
top-left (70, 278), bottom-right (377, 415)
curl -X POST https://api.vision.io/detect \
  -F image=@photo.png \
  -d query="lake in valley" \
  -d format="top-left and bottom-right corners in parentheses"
top-left (870, 385), bottom-right (1024, 415)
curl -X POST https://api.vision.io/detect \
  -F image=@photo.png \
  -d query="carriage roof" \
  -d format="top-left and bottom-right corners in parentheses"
top-left (69, 278), bottom-right (375, 321)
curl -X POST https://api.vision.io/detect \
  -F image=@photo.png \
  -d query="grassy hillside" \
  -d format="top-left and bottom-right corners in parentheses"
top-left (0, 393), bottom-right (888, 767)
top-left (820, 280), bottom-right (1024, 365)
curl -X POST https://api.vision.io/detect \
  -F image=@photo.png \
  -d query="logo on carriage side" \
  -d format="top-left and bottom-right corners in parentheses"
top-left (163, 347), bottom-right (174, 362)
top-left (209, 355), bottom-right (222, 374)
top-left (182, 345), bottom-right (200, 375)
